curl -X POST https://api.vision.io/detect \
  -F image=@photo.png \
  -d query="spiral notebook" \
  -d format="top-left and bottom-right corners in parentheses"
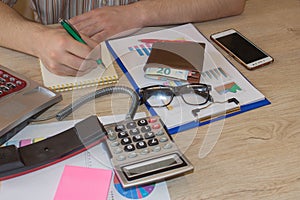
top-left (40, 42), bottom-right (119, 92)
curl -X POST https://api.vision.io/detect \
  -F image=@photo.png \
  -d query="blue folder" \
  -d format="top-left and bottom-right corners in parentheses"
top-left (105, 33), bottom-right (270, 135)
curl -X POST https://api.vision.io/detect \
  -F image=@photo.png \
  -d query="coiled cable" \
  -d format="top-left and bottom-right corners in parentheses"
top-left (56, 86), bottom-right (140, 121)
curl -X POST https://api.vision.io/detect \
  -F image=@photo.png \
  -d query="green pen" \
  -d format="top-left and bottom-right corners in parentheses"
top-left (59, 18), bottom-right (103, 65)
top-left (59, 18), bottom-right (87, 44)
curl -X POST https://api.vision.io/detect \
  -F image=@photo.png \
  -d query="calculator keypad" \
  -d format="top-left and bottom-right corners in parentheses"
top-left (0, 69), bottom-right (27, 98)
top-left (104, 116), bottom-right (173, 164)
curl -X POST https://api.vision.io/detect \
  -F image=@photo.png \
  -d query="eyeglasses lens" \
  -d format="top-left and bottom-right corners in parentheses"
top-left (145, 88), bottom-right (173, 107)
top-left (180, 85), bottom-right (209, 105)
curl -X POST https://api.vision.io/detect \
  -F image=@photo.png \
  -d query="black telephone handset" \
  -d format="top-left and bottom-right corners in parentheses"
top-left (0, 115), bottom-right (105, 180)
top-left (0, 65), bottom-right (193, 188)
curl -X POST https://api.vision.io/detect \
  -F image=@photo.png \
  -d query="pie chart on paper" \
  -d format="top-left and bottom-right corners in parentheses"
top-left (113, 175), bottom-right (155, 199)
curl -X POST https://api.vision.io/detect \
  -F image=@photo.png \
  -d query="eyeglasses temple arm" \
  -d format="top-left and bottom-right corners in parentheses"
top-left (191, 97), bottom-right (240, 117)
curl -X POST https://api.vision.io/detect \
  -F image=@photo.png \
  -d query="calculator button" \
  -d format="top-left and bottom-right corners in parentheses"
top-left (124, 144), bottom-right (135, 152)
top-left (9, 77), bottom-right (15, 82)
top-left (121, 137), bottom-right (132, 145)
top-left (152, 123), bottom-right (161, 130)
top-left (155, 130), bottom-right (164, 136)
top-left (153, 146), bottom-right (161, 152)
top-left (113, 148), bottom-right (123, 154)
top-left (117, 155), bottom-right (126, 161)
top-left (141, 125), bottom-right (151, 133)
top-left (118, 131), bottom-right (129, 138)
top-left (128, 152), bottom-right (138, 158)
top-left (111, 141), bottom-right (120, 147)
top-left (126, 121), bottom-right (136, 129)
top-left (115, 124), bottom-right (126, 132)
top-left (6, 82), bottom-right (16, 89)
top-left (107, 129), bottom-right (117, 141)
top-left (2, 74), bottom-right (9, 79)
top-left (0, 78), bottom-right (5, 83)
top-left (137, 119), bottom-right (148, 126)
top-left (144, 132), bottom-right (155, 139)
top-left (133, 135), bottom-right (143, 142)
top-left (129, 128), bottom-right (140, 135)
top-left (0, 85), bottom-right (9, 92)
top-left (159, 136), bottom-right (168, 143)
top-left (141, 149), bottom-right (150, 155)
top-left (163, 143), bottom-right (173, 149)
top-left (136, 141), bottom-right (147, 149)
top-left (148, 138), bottom-right (159, 146)
top-left (148, 118), bottom-right (157, 123)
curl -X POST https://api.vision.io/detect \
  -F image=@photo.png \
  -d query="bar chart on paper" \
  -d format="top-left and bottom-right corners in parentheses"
top-left (128, 43), bottom-right (152, 56)
top-left (200, 67), bottom-right (231, 84)
top-left (200, 67), bottom-right (243, 95)
top-left (127, 38), bottom-right (187, 57)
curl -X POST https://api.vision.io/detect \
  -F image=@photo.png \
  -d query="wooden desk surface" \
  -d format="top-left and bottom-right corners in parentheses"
top-left (0, 0), bottom-right (299, 199)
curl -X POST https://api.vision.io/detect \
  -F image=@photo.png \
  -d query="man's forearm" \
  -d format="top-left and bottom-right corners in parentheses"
top-left (0, 2), bottom-right (45, 56)
top-left (135, 0), bottom-right (246, 27)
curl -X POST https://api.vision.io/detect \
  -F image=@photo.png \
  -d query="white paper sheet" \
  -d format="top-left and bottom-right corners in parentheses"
top-left (107, 24), bottom-right (266, 130)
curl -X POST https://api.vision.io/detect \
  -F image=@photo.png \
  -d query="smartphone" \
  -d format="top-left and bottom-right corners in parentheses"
top-left (210, 29), bottom-right (274, 70)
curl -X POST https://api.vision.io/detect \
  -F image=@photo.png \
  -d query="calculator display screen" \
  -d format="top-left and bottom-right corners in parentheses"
top-left (127, 158), bottom-right (177, 175)
top-left (122, 154), bottom-right (187, 180)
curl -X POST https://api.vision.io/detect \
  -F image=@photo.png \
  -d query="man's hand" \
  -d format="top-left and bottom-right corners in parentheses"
top-left (69, 5), bottom-right (142, 43)
top-left (37, 26), bottom-right (100, 76)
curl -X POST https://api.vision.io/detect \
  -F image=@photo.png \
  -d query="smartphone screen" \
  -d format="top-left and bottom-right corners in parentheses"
top-left (211, 29), bottom-right (273, 69)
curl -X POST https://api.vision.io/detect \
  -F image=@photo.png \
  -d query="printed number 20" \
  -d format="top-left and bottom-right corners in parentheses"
top-left (157, 68), bottom-right (171, 75)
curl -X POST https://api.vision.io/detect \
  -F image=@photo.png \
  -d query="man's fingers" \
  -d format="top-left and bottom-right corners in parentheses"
top-left (81, 34), bottom-right (99, 48)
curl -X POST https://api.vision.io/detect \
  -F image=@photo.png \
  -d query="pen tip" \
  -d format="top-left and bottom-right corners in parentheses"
top-left (96, 59), bottom-right (103, 65)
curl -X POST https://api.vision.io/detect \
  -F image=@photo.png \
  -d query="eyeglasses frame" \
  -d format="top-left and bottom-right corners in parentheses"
top-left (139, 83), bottom-right (213, 108)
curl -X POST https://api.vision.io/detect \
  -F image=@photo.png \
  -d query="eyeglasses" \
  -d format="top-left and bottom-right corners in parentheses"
top-left (139, 83), bottom-right (213, 107)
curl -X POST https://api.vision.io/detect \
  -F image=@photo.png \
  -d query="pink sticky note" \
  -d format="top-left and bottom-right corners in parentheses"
top-left (54, 165), bottom-right (112, 200)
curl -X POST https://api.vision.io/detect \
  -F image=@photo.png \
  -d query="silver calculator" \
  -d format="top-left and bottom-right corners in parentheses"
top-left (0, 65), bottom-right (62, 145)
top-left (104, 116), bottom-right (193, 188)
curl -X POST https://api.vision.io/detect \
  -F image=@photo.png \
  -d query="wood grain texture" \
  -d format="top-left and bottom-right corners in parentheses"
top-left (0, 0), bottom-right (299, 199)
